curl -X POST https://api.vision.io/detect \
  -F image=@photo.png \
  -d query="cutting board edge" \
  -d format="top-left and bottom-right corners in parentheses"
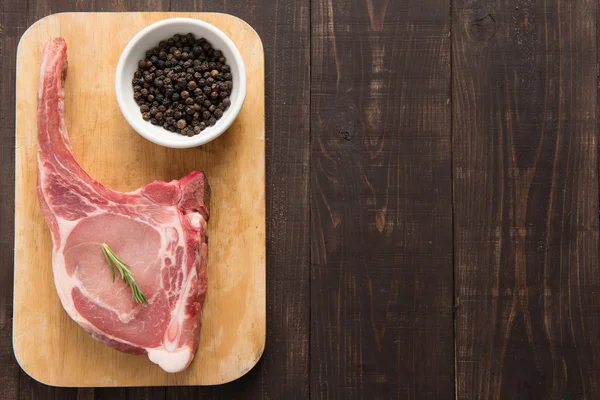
top-left (13, 11), bottom-right (266, 387)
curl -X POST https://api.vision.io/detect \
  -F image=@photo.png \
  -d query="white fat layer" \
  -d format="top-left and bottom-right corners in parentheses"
top-left (147, 347), bottom-right (193, 373)
top-left (162, 214), bottom-right (205, 351)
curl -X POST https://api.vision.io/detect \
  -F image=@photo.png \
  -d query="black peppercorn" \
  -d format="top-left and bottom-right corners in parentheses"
top-left (133, 32), bottom-right (233, 136)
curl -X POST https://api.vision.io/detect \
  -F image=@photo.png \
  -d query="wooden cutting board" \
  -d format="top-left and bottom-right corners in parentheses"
top-left (13, 12), bottom-right (265, 387)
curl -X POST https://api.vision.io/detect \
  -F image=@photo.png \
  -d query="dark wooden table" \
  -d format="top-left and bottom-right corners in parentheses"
top-left (2, 0), bottom-right (600, 399)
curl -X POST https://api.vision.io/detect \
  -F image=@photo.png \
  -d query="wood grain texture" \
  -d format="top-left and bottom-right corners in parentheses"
top-left (453, 0), bottom-right (600, 398)
top-left (310, 0), bottom-right (453, 398)
top-left (4, 0), bottom-right (600, 398)
top-left (14, 12), bottom-right (265, 387)
top-left (1, 1), bottom-right (29, 399)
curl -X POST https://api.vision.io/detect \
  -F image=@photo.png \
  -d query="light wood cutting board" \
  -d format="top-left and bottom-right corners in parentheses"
top-left (13, 12), bottom-right (265, 387)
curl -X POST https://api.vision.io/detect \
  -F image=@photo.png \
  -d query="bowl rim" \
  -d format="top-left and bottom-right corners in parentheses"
top-left (115, 17), bottom-right (247, 148)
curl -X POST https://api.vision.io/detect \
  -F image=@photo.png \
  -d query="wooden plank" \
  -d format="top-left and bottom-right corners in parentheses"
top-left (453, 0), bottom-right (600, 398)
top-left (19, 374), bottom-right (77, 400)
top-left (166, 0), bottom-right (310, 399)
top-left (310, 0), bottom-right (453, 398)
top-left (0, 1), bottom-right (28, 399)
top-left (14, 12), bottom-right (265, 387)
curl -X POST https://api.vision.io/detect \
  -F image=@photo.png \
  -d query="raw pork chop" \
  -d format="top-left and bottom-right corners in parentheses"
top-left (37, 38), bottom-right (210, 373)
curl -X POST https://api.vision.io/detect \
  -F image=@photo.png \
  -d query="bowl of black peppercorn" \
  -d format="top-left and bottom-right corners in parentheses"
top-left (115, 18), bottom-right (246, 148)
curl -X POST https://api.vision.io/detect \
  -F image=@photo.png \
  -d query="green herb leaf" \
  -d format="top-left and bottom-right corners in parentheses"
top-left (101, 243), bottom-right (148, 305)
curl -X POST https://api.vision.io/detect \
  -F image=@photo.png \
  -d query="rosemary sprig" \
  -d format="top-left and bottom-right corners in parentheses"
top-left (101, 243), bottom-right (148, 305)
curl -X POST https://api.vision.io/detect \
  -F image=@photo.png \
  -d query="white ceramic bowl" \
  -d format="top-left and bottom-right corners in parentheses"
top-left (115, 18), bottom-right (246, 148)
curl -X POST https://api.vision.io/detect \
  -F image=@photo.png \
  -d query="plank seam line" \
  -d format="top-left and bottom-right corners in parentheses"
top-left (449, 0), bottom-right (457, 398)
top-left (308, 0), bottom-right (312, 397)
